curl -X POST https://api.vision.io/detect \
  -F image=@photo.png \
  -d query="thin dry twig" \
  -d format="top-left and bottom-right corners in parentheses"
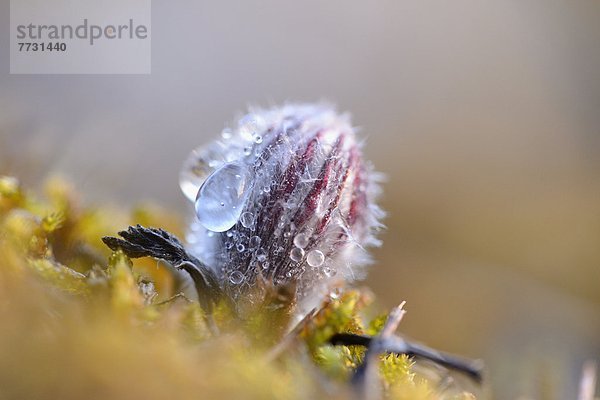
top-left (380, 301), bottom-right (407, 337)
top-left (351, 302), bottom-right (407, 400)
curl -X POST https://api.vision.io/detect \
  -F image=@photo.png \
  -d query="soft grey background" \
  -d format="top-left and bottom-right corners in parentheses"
top-left (1, 1), bottom-right (599, 398)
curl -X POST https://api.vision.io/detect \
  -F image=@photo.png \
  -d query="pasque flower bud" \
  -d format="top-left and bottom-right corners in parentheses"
top-left (179, 104), bottom-right (383, 303)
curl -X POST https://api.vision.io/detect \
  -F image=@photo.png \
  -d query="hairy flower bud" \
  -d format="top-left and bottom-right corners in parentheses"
top-left (180, 104), bottom-right (383, 304)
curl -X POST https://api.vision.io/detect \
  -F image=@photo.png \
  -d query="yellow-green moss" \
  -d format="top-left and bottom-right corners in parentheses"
top-left (0, 175), bottom-right (474, 400)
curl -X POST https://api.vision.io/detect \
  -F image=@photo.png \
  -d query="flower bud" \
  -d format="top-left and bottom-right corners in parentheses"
top-left (180, 104), bottom-right (383, 303)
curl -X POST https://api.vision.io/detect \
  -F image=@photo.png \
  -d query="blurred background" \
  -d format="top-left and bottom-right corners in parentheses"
top-left (1, 1), bottom-right (599, 398)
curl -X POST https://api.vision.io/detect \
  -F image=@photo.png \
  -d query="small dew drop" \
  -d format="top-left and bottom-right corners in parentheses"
top-left (289, 247), bottom-right (305, 262)
top-left (238, 114), bottom-right (263, 141)
top-left (256, 248), bottom-right (267, 262)
top-left (236, 243), bottom-right (245, 252)
top-left (249, 236), bottom-right (261, 248)
top-left (274, 246), bottom-right (285, 256)
top-left (221, 128), bottom-right (233, 140)
top-left (253, 135), bottom-right (263, 144)
top-left (306, 250), bottom-right (325, 267)
top-left (293, 233), bottom-right (309, 249)
top-left (286, 271), bottom-right (292, 278)
top-left (240, 212), bottom-right (255, 229)
top-left (229, 271), bottom-right (244, 284)
top-left (323, 267), bottom-right (335, 278)
top-left (261, 261), bottom-right (270, 270)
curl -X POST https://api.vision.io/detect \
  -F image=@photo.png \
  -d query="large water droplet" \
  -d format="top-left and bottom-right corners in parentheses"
top-left (195, 162), bottom-right (250, 232)
top-left (306, 250), bottom-right (325, 267)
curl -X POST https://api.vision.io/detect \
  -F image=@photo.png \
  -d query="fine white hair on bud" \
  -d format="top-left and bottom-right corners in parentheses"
top-left (180, 103), bottom-right (384, 305)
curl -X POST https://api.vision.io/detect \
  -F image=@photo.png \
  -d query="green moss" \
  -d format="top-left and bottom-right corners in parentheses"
top-left (0, 175), bottom-right (475, 400)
